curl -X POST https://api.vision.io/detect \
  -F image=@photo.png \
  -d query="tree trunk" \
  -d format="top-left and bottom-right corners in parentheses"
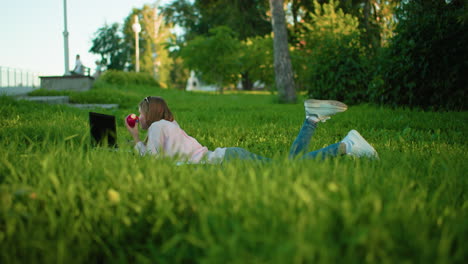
top-left (269, 0), bottom-right (297, 103)
top-left (217, 77), bottom-right (224, 94)
top-left (241, 72), bottom-right (253, 90)
top-left (363, 0), bottom-right (371, 47)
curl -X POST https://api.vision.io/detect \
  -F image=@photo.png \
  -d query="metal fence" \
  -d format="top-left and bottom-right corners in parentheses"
top-left (0, 66), bottom-right (40, 88)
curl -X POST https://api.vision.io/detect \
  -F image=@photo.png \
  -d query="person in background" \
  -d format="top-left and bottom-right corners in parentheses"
top-left (93, 60), bottom-right (102, 79)
top-left (71, 54), bottom-right (83, 75)
top-left (125, 96), bottom-right (379, 164)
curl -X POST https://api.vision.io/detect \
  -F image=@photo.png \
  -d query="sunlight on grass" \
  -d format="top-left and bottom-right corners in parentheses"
top-left (0, 85), bottom-right (467, 263)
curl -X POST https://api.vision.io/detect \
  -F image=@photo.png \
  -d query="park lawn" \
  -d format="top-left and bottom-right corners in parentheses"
top-left (0, 84), bottom-right (467, 264)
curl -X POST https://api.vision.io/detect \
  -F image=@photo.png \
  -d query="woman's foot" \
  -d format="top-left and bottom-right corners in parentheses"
top-left (305, 99), bottom-right (348, 123)
top-left (341, 130), bottom-right (379, 159)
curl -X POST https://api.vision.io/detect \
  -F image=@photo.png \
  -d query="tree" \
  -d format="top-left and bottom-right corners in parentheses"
top-left (379, 0), bottom-right (467, 110)
top-left (162, 0), bottom-right (271, 41)
top-left (89, 23), bottom-right (129, 70)
top-left (146, 6), bottom-right (175, 87)
top-left (293, 0), bottom-right (367, 103)
top-left (269, 0), bottom-right (297, 103)
top-left (162, 0), bottom-right (272, 90)
top-left (239, 36), bottom-right (274, 91)
top-left (195, 0), bottom-right (271, 40)
top-left (122, 5), bottom-right (175, 86)
top-left (160, 0), bottom-right (202, 41)
top-left (123, 6), bottom-right (157, 74)
top-left (340, 0), bottom-right (401, 51)
top-left (287, 0), bottom-right (401, 53)
top-left (180, 26), bottom-right (241, 93)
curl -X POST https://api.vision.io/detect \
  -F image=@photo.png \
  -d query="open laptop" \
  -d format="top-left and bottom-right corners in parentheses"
top-left (89, 112), bottom-right (118, 148)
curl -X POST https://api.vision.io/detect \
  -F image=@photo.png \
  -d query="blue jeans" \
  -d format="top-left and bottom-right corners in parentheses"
top-left (223, 147), bottom-right (272, 162)
top-left (223, 119), bottom-right (341, 162)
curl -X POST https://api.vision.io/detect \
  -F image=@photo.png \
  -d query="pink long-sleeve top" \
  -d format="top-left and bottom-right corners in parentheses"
top-left (134, 119), bottom-right (226, 164)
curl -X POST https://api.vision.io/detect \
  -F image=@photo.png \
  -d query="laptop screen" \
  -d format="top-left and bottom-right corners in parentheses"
top-left (89, 112), bottom-right (117, 148)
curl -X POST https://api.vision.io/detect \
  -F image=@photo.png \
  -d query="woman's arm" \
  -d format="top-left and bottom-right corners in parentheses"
top-left (124, 117), bottom-right (141, 144)
top-left (125, 117), bottom-right (147, 156)
top-left (125, 118), bottom-right (162, 156)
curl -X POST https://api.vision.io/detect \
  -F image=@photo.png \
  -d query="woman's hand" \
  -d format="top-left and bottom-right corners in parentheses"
top-left (124, 117), bottom-right (140, 144)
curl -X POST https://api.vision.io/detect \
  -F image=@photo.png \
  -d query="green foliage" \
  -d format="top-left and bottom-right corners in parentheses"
top-left (194, 0), bottom-right (271, 40)
top-left (377, 0), bottom-right (468, 110)
top-left (153, 31), bottom-right (175, 89)
top-left (288, 0), bottom-right (401, 52)
top-left (89, 23), bottom-right (129, 70)
top-left (122, 6), bottom-right (157, 74)
top-left (161, 0), bottom-right (273, 91)
top-left (180, 26), bottom-right (242, 90)
top-left (294, 0), bottom-right (369, 103)
top-left (239, 36), bottom-right (274, 89)
top-left (167, 55), bottom-right (190, 90)
top-left (162, 0), bottom-right (271, 42)
top-left (160, 0), bottom-right (200, 41)
top-left (0, 86), bottom-right (467, 263)
top-left (90, 5), bottom-right (176, 88)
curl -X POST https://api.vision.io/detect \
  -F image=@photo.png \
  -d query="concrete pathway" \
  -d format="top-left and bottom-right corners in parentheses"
top-left (68, 103), bottom-right (119, 109)
top-left (2, 86), bottom-right (118, 109)
top-left (17, 96), bottom-right (70, 104)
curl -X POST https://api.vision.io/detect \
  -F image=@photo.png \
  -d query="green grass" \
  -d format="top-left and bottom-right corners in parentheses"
top-left (1, 83), bottom-right (467, 264)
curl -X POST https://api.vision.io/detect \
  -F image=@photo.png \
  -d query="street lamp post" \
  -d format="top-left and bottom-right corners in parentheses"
top-left (132, 15), bottom-right (141, 72)
top-left (63, 0), bottom-right (70, 75)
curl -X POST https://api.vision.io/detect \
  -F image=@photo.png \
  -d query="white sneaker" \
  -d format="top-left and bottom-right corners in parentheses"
top-left (341, 130), bottom-right (379, 159)
top-left (304, 99), bottom-right (348, 122)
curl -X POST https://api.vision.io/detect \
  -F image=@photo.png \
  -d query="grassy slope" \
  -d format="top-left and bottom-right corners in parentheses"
top-left (1, 84), bottom-right (467, 264)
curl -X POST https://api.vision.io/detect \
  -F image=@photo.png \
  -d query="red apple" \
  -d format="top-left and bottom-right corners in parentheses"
top-left (126, 114), bottom-right (139, 128)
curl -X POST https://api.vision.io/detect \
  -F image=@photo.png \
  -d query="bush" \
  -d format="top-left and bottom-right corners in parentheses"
top-left (293, 0), bottom-right (370, 103)
top-left (377, 0), bottom-right (467, 110)
top-left (98, 70), bottom-right (159, 87)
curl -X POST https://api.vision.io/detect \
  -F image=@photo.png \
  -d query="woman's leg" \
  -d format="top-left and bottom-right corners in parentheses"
top-left (289, 99), bottom-right (348, 159)
top-left (288, 119), bottom-right (317, 159)
top-left (289, 120), bottom-right (343, 160)
top-left (223, 147), bottom-right (271, 163)
top-left (302, 142), bottom-right (343, 160)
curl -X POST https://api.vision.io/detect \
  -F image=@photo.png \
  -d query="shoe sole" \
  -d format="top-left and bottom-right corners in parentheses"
top-left (304, 99), bottom-right (348, 112)
top-left (348, 130), bottom-right (379, 159)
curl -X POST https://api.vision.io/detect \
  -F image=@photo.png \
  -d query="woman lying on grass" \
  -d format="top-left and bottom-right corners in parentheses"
top-left (125, 96), bottom-right (378, 164)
